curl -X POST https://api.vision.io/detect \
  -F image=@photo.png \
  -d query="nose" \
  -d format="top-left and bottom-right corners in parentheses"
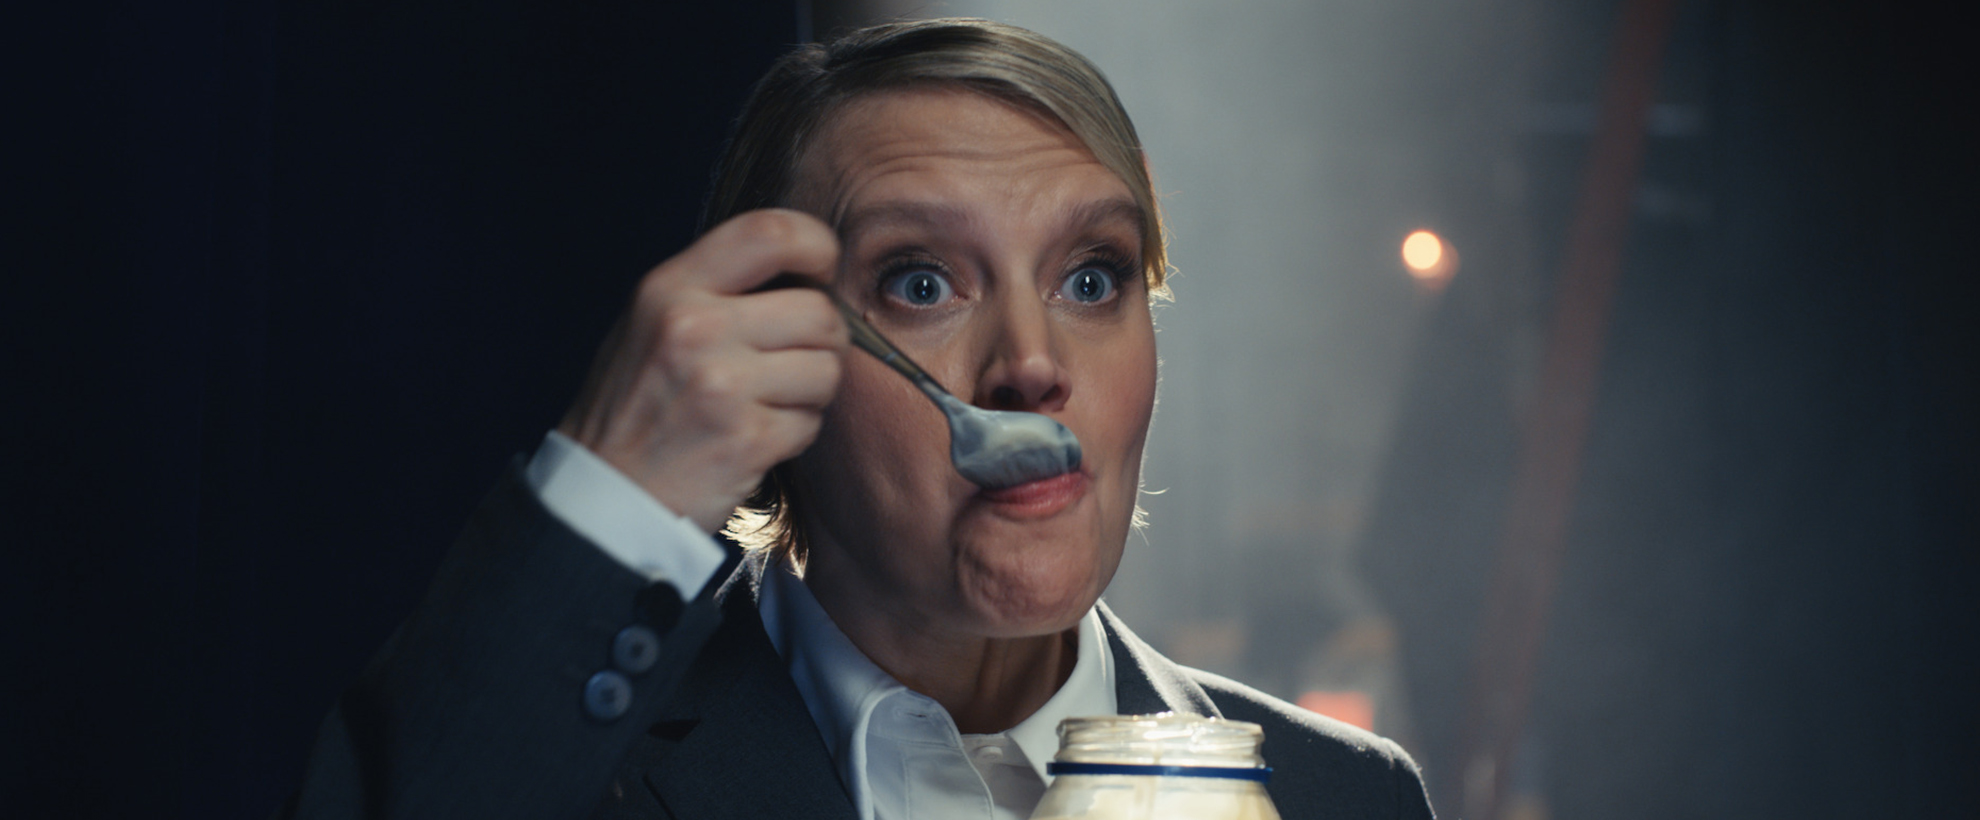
top-left (972, 297), bottom-right (1071, 413)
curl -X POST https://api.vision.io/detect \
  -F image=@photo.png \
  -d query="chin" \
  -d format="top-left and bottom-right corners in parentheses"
top-left (953, 530), bottom-right (1118, 638)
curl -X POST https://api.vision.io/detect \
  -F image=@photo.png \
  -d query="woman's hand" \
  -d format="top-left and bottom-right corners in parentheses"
top-left (560, 209), bottom-right (847, 533)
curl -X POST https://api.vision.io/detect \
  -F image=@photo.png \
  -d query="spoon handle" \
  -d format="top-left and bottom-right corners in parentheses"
top-left (759, 274), bottom-right (954, 401)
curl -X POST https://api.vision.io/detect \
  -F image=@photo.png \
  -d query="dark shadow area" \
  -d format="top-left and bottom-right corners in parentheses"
top-left (5, 2), bottom-right (792, 816)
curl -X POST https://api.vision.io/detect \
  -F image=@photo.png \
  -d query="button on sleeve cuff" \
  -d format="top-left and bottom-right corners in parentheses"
top-left (525, 430), bottom-right (728, 597)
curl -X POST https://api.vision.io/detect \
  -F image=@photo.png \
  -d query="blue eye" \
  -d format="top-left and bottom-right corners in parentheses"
top-left (1060, 267), bottom-right (1117, 303)
top-left (884, 269), bottom-right (954, 307)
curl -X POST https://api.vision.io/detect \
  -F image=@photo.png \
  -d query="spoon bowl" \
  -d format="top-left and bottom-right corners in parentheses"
top-left (931, 392), bottom-right (1083, 489)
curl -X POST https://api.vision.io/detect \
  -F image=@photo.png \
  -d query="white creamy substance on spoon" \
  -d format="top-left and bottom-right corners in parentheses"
top-left (931, 391), bottom-right (1083, 490)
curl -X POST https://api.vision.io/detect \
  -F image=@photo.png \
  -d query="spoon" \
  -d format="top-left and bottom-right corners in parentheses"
top-left (764, 275), bottom-right (1082, 489)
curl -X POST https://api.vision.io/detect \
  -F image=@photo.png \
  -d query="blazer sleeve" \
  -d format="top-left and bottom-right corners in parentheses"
top-left (279, 463), bottom-right (738, 820)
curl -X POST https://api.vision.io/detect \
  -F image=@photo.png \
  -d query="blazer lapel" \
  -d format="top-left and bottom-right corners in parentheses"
top-left (1097, 601), bottom-right (1223, 719)
top-left (631, 589), bottom-right (1208, 817)
top-left (639, 566), bottom-right (858, 820)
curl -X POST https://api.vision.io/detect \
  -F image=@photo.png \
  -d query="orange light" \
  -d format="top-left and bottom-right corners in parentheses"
top-left (1400, 229), bottom-right (1457, 292)
top-left (1296, 690), bottom-right (1375, 731)
top-left (1402, 230), bottom-right (1444, 273)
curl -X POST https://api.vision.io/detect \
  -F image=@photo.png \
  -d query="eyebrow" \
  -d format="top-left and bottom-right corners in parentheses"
top-left (835, 197), bottom-right (1146, 244)
top-left (834, 200), bottom-right (975, 238)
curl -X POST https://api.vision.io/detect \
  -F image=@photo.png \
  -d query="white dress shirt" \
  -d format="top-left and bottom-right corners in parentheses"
top-left (759, 559), bottom-right (1116, 820)
top-left (524, 431), bottom-right (1119, 820)
top-left (525, 430), bottom-right (728, 591)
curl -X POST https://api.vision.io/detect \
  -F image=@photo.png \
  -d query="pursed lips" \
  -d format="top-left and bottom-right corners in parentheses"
top-left (976, 470), bottom-right (1088, 518)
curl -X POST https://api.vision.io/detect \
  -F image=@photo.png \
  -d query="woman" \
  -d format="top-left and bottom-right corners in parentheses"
top-left (286, 18), bottom-right (1433, 820)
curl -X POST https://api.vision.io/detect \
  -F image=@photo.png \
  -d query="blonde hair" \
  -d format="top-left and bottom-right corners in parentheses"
top-left (709, 18), bottom-right (1167, 564)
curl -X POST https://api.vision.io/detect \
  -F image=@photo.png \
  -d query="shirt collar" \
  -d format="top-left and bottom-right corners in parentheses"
top-left (1001, 608), bottom-right (1115, 782)
top-left (758, 558), bottom-right (1118, 804)
top-left (758, 560), bottom-right (897, 820)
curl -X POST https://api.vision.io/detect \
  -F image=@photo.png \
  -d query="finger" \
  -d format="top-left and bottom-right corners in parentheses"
top-left (729, 288), bottom-right (848, 352)
top-left (755, 404), bottom-right (830, 464)
top-left (670, 209), bottom-right (839, 294)
top-left (748, 348), bottom-right (843, 409)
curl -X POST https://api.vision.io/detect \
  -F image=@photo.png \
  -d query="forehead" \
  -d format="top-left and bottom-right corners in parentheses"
top-left (791, 88), bottom-right (1132, 227)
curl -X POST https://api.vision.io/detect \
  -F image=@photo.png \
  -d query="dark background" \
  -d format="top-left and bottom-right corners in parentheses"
top-left (5, 0), bottom-right (1974, 817)
top-left (6, 1), bottom-right (795, 815)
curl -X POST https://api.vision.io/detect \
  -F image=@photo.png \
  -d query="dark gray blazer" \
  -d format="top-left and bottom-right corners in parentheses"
top-left (284, 468), bottom-right (1434, 819)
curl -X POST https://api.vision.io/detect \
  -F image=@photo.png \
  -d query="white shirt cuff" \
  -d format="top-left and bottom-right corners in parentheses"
top-left (524, 430), bottom-right (728, 597)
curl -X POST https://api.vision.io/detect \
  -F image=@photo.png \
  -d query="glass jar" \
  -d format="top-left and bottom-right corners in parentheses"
top-left (1027, 713), bottom-right (1281, 820)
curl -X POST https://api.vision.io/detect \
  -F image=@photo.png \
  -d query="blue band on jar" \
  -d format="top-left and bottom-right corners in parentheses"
top-left (1046, 762), bottom-right (1272, 783)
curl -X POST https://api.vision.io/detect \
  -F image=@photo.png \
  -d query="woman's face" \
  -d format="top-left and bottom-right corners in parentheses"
top-left (787, 88), bottom-right (1157, 640)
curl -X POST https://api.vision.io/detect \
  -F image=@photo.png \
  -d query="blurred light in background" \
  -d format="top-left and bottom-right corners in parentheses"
top-left (1402, 229), bottom-right (1444, 271)
top-left (1402, 229), bottom-right (1456, 290)
top-left (1297, 689), bottom-right (1376, 731)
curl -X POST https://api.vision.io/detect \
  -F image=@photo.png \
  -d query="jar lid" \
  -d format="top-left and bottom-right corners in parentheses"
top-left (1053, 713), bottom-right (1269, 770)
top-left (1046, 761), bottom-right (1273, 782)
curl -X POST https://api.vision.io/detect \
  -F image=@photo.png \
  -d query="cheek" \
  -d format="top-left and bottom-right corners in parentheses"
top-left (792, 356), bottom-right (958, 538)
top-left (1089, 324), bottom-right (1160, 471)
